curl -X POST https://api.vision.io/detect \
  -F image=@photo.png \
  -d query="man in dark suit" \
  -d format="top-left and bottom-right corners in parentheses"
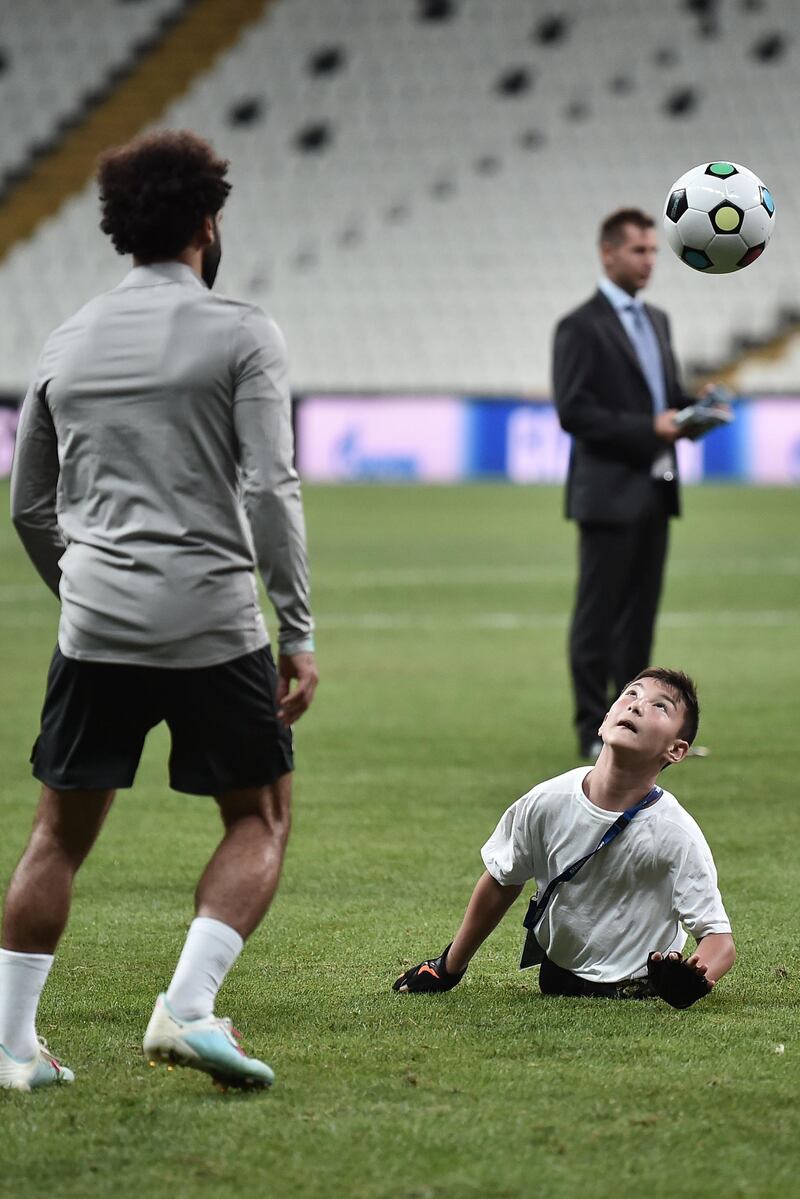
top-left (553, 208), bottom-right (693, 758)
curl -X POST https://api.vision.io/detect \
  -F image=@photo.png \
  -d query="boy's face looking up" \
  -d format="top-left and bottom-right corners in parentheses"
top-left (599, 677), bottom-right (690, 768)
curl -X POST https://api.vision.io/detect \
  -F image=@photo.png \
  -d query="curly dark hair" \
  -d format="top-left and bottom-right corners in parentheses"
top-left (97, 130), bottom-right (231, 260)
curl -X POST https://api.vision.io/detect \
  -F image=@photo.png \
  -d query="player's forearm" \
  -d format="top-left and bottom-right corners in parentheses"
top-left (10, 385), bottom-right (63, 596)
top-left (9, 521), bottom-right (62, 597)
top-left (11, 470), bottom-right (63, 597)
top-left (235, 379), bottom-right (314, 650)
top-left (694, 932), bottom-right (736, 984)
top-left (245, 481), bottom-right (315, 652)
top-left (447, 872), bottom-right (523, 973)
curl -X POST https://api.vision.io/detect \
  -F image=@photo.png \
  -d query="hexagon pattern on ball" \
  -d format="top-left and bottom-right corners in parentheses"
top-left (666, 189), bottom-right (688, 222)
top-left (663, 161), bottom-right (775, 273)
top-left (706, 162), bottom-right (737, 179)
top-left (710, 203), bottom-right (743, 234)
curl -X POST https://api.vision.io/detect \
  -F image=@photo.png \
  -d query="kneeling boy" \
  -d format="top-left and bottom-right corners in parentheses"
top-left (394, 669), bottom-right (734, 1008)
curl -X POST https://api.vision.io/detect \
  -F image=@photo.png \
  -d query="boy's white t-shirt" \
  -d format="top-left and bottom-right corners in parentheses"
top-left (481, 766), bottom-right (731, 983)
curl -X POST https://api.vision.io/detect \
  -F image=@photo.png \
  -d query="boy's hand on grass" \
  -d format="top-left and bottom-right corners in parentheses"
top-left (647, 950), bottom-right (713, 1009)
top-left (393, 944), bottom-right (466, 993)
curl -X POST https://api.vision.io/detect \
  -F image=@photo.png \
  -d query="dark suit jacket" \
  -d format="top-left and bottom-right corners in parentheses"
top-left (553, 290), bottom-right (691, 524)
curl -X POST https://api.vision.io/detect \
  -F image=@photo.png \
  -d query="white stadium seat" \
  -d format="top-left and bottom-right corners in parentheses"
top-left (0, 0), bottom-right (798, 393)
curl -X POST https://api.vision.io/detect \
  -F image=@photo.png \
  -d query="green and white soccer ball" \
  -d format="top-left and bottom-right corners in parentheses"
top-left (663, 161), bottom-right (775, 273)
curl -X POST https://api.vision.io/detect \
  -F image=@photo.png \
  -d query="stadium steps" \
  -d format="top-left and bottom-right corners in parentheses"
top-left (0, 0), bottom-right (274, 266)
top-left (696, 319), bottom-right (800, 392)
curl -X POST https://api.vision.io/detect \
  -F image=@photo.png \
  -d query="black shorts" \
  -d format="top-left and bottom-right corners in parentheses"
top-left (31, 645), bottom-right (294, 796)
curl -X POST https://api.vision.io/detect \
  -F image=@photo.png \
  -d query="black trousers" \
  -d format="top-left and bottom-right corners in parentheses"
top-left (569, 487), bottom-right (671, 753)
top-left (539, 956), bottom-right (655, 1000)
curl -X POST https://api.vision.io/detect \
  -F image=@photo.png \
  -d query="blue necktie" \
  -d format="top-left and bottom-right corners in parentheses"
top-left (625, 303), bottom-right (666, 414)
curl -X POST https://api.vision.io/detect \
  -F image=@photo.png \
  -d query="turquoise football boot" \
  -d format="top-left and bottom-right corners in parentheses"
top-left (143, 994), bottom-right (274, 1091)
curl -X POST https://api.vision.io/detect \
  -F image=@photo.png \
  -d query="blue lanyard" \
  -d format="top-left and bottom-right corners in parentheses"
top-left (522, 785), bottom-right (663, 935)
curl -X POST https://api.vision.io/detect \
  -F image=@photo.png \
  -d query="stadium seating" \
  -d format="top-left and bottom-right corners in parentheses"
top-left (735, 329), bottom-right (800, 392)
top-left (0, 0), bottom-right (799, 394)
top-left (0, 0), bottom-right (189, 191)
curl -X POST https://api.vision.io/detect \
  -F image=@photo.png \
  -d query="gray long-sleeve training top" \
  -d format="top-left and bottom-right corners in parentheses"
top-left (10, 261), bottom-right (314, 668)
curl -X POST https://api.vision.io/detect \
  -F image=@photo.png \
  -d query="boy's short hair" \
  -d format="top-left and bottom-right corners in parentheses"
top-left (632, 667), bottom-right (699, 745)
top-left (599, 207), bottom-right (655, 247)
top-left (97, 130), bottom-right (231, 260)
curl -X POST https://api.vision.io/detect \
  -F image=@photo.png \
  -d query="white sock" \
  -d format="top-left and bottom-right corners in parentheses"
top-left (0, 948), bottom-right (54, 1061)
top-left (165, 917), bottom-right (244, 1021)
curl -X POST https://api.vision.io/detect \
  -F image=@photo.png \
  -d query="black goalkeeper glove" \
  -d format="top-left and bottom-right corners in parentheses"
top-left (647, 951), bottom-right (713, 1009)
top-left (393, 943), bottom-right (466, 993)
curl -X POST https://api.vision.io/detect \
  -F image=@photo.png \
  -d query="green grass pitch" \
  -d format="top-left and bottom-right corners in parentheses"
top-left (1, 479), bottom-right (799, 1198)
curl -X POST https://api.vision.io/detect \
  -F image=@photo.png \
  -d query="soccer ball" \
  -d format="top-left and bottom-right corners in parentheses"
top-left (663, 161), bottom-right (775, 273)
